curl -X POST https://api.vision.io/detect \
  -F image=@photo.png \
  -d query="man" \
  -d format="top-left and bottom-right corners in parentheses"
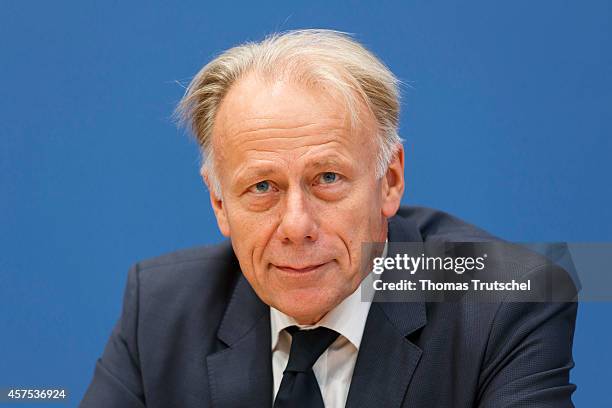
top-left (81, 29), bottom-right (577, 407)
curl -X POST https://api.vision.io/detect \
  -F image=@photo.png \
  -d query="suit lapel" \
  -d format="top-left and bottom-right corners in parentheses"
top-left (206, 273), bottom-right (273, 408)
top-left (346, 214), bottom-right (428, 408)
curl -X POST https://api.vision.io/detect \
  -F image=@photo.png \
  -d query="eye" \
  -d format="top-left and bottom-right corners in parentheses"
top-left (249, 180), bottom-right (272, 194)
top-left (318, 172), bottom-right (340, 184)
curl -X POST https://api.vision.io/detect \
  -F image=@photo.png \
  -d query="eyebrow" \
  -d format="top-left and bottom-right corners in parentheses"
top-left (231, 166), bottom-right (277, 186)
top-left (230, 155), bottom-right (352, 186)
top-left (308, 157), bottom-right (348, 169)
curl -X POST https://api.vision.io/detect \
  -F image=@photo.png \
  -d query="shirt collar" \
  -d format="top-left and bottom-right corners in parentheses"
top-left (270, 240), bottom-right (388, 350)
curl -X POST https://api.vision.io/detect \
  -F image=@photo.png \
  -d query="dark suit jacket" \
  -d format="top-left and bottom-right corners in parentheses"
top-left (81, 206), bottom-right (578, 407)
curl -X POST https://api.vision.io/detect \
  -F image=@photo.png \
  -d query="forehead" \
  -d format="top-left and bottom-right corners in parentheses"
top-left (212, 73), bottom-right (377, 152)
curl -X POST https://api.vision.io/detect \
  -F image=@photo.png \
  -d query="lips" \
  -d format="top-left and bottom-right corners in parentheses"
top-left (272, 262), bottom-right (329, 274)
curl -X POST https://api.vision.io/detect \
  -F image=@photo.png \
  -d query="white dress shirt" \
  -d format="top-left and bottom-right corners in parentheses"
top-left (270, 241), bottom-right (387, 408)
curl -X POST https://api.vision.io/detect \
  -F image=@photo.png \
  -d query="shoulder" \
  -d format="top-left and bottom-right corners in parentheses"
top-left (393, 205), bottom-right (579, 285)
top-left (135, 239), bottom-right (239, 284)
top-left (393, 205), bottom-right (498, 242)
top-left (128, 240), bottom-right (241, 323)
top-left (137, 239), bottom-right (237, 271)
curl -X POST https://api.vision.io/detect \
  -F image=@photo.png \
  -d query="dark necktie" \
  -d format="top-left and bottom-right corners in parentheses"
top-left (273, 326), bottom-right (340, 408)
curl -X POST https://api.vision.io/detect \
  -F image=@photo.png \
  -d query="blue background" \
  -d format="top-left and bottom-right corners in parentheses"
top-left (1, 1), bottom-right (610, 406)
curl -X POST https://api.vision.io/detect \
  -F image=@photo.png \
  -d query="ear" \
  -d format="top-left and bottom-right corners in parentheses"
top-left (381, 145), bottom-right (405, 218)
top-left (201, 167), bottom-right (231, 237)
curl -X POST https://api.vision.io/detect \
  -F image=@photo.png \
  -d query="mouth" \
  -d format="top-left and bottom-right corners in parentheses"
top-left (272, 262), bottom-right (330, 274)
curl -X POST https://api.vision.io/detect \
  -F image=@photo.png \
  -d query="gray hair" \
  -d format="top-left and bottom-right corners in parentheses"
top-left (175, 29), bottom-right (402, 197)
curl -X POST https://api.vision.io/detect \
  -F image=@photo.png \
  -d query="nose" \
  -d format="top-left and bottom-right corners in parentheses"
top-left (277, 186), bottom-right (319, 244)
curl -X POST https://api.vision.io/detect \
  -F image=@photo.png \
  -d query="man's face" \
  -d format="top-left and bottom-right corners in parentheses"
top-left (207, 73), bottom-right (403, 324)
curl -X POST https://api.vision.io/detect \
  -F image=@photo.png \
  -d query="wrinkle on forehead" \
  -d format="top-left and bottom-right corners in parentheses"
top-left (227, 124), bottom-right (350, 152)
top-left (211, 73), bottom-right (378, 173)
top-left (239, 139), bottom-right (353, 165)
top-left (224, 120), bottom-right (345, 143)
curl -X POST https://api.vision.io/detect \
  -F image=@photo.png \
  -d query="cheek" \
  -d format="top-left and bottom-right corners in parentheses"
top-left (226, 205), bottom-right (279, 262)
top-left (315, 193), bottom-right (381, 263)
top-left (226, 198), bottom-right (272, 233)
top-left (329, 183), bottom-right (383, 230)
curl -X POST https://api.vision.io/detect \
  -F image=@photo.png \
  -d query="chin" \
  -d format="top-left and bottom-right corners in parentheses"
top-left (274, 288), bottom-right (341, 324)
